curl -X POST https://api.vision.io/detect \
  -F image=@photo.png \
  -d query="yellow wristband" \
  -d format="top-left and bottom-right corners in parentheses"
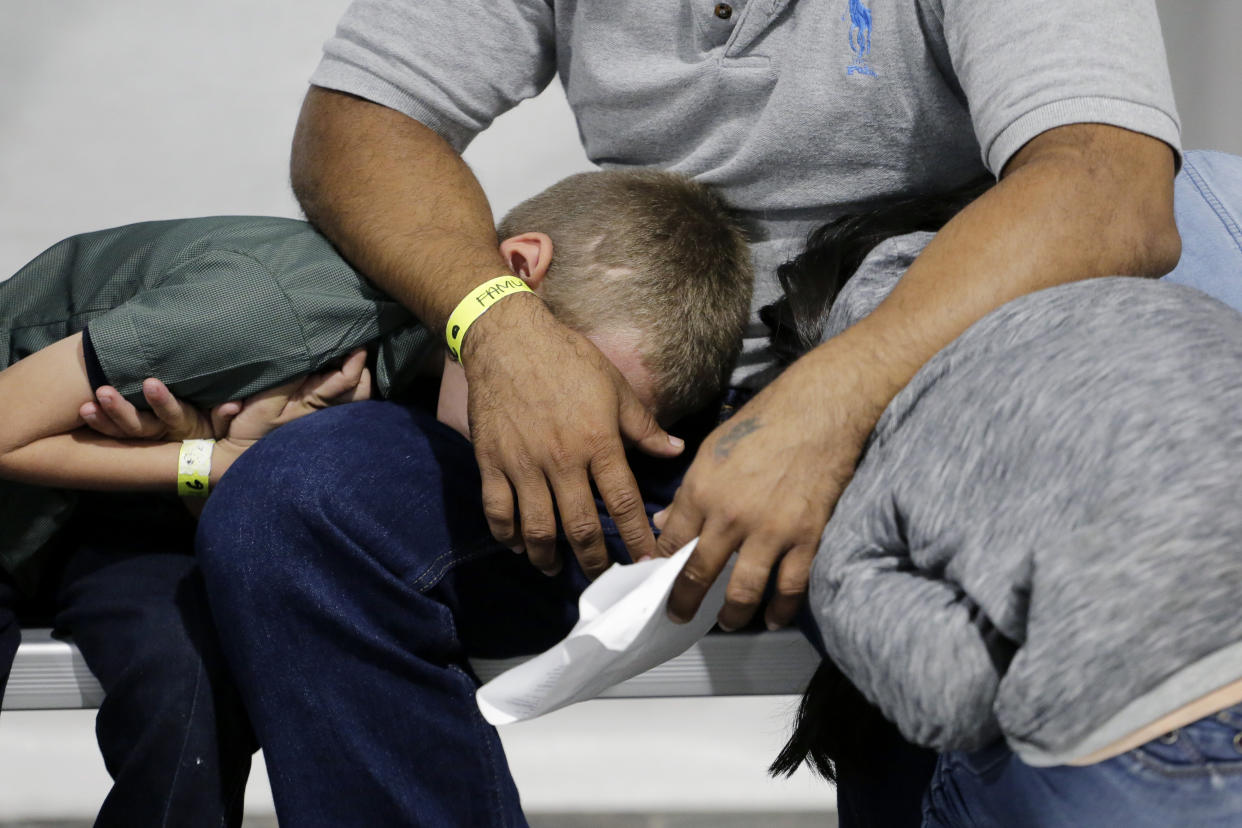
top-left (445, 275), bottom-right (535, 363)
top-left (177, 439), bottom-right (215, 498)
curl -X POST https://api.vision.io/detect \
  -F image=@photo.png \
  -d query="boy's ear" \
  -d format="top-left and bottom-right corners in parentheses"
top-left (498, 232), bottom-right (554, 292)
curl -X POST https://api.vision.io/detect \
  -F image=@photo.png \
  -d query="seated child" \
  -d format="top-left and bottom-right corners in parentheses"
top-left (0, 168), bottom-right (753, 826)
top-left (768, 150), bottom-right (1242, 827)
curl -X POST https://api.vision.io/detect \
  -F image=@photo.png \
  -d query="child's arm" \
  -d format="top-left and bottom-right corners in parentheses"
top-left (84, 350), bottom-right (374, 448)
top-left (0, 334), bottom-right (369, 492)
top-left (0, 333), bottom-right (217, 490)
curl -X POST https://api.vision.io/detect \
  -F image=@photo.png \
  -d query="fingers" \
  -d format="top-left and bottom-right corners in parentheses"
top-left (666, 520), bottom-right (736, 624)
top-left (589, 447), bottom-right (659, 564)
top-left (302, 365), bottom-right (351, 404)
top-left (618, 393), bottom-right (684, 458)
top-left (763, 543), bottom-right (815, 631)
top-left (95, 385), bottom-right (162, 438)
top-left (82, 382), bottom-right (216, 441)
top-left (210, 401), bottom-right (242, 438)
top-left (142, 378), bottom-right (198, 434)
top-left (349, 366), bottom-right (373, 402)
top-left (341, 347), bottom-right (368, 378)
top-left (716, 534), bottom-right (784, 631)
top-left (462, 310), bottom-right (663, 580)
top-left (666, 532), bottom-right (808, 631)
top-left (550, 467), bottom-right (611, 578)
top-left (512, 474), bottom-right (560, 576)
top-left (660, 477), bottom-right (797, 629)
top-left (479, 466), bottom-right (524, 552)
top-left (224, 377), bottom-right (309, 443)
top-left (79, 401), bottom-right (126, 438)
top-left (654, 488), bottom-right (701, 558)
top-left (308, 348), bottom-right (369, 403)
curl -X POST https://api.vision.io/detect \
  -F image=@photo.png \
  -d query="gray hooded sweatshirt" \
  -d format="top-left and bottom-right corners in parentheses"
top-left (809, 232), bottom-right (1242, 766)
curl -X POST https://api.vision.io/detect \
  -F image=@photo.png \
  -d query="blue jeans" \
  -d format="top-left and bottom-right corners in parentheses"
top-left (1164, 150), bottom-right (1242, 308)
top-left (196, 399), bottom-right (718, 826)
top-left (0, 493), bottom-right (256, 828)
top-left (923, 703), bottom-right (1242, 827)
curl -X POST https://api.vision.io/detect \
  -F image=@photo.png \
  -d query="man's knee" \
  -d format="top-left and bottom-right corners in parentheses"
top-left (203, 403), bottom-right (384, 524)
top-left (197, 401), bottom-right (474, 602)
top-left (197, 404), bottom-right (390, 578)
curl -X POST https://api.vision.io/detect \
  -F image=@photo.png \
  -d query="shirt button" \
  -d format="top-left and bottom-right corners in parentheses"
top-left (714, 3), bottom-right (733, 20)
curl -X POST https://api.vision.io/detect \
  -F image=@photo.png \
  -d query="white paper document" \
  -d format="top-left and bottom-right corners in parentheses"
top-left (476, 539), bottom-right (734, 724)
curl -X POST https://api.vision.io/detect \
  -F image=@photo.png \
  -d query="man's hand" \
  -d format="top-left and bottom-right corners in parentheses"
top-left (464, 293), bottom-right (683, 579)
top-left (654, 345), bottom-right (877, 632)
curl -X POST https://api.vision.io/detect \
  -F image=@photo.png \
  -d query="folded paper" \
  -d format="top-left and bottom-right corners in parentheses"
top-left (477, 539), bottom-right (734, 724)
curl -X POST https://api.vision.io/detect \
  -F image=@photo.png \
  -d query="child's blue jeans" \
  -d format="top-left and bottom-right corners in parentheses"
top-left (1164, 150), bottom-right (1242, 306)
top-left (0, 493), bottom-right (256, 828)
top-left (924, 702), bottom-right (1242, 827)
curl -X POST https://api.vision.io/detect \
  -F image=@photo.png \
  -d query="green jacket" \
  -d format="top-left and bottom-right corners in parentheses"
top-left (0, 216), bottom-right (435, 592)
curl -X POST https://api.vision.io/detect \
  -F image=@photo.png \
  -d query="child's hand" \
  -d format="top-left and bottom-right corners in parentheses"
top-left (80, 380), bottom-right (242, 442)
top-left (221, 349), bottom-right (372, 447)
top-left (76, 350), bottom-right (370, 489)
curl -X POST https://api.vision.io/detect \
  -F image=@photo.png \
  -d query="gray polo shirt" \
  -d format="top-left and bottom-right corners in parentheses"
top-left (811, 232), bottom-right (1242, 765)
top-left (310, 0), bottom-right (1181, 386)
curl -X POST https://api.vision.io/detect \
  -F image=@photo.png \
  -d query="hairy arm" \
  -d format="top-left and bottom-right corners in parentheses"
top-left (290, 87), bottom-right (680, 577)
top-left (291, 88), bottom-right (507, 331)
top-left (846, 125), bottom-right (1179, 393)
top-left (658, 124), bottom-right (1180, 630)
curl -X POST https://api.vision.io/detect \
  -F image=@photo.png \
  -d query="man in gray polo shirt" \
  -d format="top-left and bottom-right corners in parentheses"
top-left (195, 1), bottom-right (1183, 824)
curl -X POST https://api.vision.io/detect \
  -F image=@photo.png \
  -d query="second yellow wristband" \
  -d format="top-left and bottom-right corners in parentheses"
top-left (445, 275), bottom-right (535, 363)
top-left (177, 439), bottom-right (215, 498)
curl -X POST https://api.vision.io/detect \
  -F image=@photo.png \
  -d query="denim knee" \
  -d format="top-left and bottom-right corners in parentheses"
top-left (1166, 150), bottom-right (1242, 312)
top-left (198, 403), bottom-right (406, 587)
top-left (196, 401), bottom-right (498, 629)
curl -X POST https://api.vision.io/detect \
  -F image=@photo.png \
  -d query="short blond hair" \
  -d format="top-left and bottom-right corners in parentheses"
top-left (497, 169), bottom-right (753, 420)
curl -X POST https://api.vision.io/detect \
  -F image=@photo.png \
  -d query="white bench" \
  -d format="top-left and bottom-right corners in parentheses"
top-left (3, 627), bottom-right (821, 711)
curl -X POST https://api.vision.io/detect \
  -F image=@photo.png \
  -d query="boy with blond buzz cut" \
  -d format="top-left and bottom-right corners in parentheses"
top-left (0, 167), bottom-right (751, 828)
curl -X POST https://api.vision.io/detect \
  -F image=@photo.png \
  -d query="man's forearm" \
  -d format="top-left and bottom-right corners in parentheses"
top-left (656, 124), bottom-right (1180, 629)
top-left (822, 124), bottom-right (1180, 410)
top-left (291, 86), bottom-right (509, 332)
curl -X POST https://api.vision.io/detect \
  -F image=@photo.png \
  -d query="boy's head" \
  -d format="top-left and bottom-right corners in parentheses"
top-left (496, 169), bottom-right (753, 422)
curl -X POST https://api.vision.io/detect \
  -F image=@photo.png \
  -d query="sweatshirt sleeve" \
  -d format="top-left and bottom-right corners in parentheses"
top-left (809, 478), bottom-right (1007, 753)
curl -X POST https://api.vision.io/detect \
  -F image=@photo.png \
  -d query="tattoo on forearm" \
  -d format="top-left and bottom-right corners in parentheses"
top-left (715, 416), bottom-right (761, 460)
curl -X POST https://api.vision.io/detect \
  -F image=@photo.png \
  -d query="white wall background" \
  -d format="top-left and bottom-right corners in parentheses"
top-left (0, 0), bottom-right (1240, 821)
top-left (1158, 1), bottom-right (1242, 158)
top-left (0, 1), bottom-right (594, 276)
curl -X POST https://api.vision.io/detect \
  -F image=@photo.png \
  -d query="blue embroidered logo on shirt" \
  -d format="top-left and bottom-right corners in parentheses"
top-left (845, 0), bottom-right (877, 77)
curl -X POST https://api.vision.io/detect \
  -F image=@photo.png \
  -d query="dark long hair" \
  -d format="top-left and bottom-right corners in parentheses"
top-left (765, 176), bottom-right (993, 783)
top-left (769, 656), bottom-right (893, 782)
top-left (761, 176), bottom-right (994, 366)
